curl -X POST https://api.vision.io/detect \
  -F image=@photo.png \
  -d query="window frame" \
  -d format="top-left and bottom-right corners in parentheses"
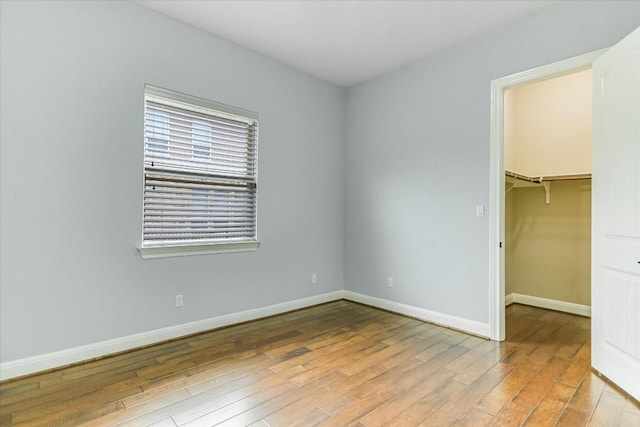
top-left (138, 85), bottom-right (260, 259)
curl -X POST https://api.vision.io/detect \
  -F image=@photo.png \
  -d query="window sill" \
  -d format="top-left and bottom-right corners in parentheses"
top-left (137, 241), bottom-right (260, 259)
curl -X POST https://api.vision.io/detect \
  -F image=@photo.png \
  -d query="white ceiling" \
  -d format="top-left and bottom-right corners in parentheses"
top-left (136, 0), bottom-right (558, 87)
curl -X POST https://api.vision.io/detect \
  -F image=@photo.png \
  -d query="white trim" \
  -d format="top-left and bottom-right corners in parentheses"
top-left (145, 84), bottom-right (259, 122)
top-left (489, 49), bottom-right (606, 341)
top-left (0, 290), bottom-right (343, 381)
top-left (505, 293), bottom-right (591, 317)
top-left (505, 293), bottom-right (515, 306)
top-left (137, 241), bottom-right (260, 259)
top-left (343, 291), bottom-right (490, 338)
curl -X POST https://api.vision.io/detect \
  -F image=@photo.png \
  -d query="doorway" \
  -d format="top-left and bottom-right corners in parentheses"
top-left (488, 49), bottom-right (606, 341)
top-left (504, 70), bottom-right (592, 323)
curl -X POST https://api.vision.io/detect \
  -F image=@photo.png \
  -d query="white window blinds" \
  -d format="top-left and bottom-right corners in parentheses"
top-left (142, 85), bottom-right (258, 248)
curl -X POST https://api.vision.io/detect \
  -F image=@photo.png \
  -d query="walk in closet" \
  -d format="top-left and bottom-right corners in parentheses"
top-left (504, 69), bottom-right (592, 313)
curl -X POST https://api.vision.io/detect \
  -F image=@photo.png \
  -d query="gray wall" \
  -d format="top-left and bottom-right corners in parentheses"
top-left (0, 1), bottom-right (345, 363)
top-left (344, 1), bottom-right (640, 323)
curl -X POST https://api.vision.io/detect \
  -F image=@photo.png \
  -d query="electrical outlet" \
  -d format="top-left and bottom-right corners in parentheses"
top-left (175, 294), bottom-right (183, 307)
top-left (388, 277), bottom-right (394, 288)
top-left (311, 273), bottom-right (317, 284)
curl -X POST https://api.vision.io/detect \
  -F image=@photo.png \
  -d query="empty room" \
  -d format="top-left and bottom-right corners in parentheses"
top-left (1, 1), bottom-right (639, 425)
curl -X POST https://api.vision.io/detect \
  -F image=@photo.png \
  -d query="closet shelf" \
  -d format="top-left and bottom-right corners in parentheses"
top-left (505, 170), bottom-right (591, 183)
top-left (505, 170), bottom-right (591, 204)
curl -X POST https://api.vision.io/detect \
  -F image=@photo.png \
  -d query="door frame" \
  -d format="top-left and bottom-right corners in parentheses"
top-left (488, 49), bottom-right (607, 341)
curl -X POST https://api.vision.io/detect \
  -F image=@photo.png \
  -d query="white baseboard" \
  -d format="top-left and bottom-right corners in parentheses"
top-left (1, 290), bottom-right (497, 381)
top-left (0, 290), bottom-right (344, 381)
top-left (505, 292), bottom-right (591, 317)
top-left (343, 291), bottom-right (490, 338)
top-left (505, 293), bottom-right (515, 306)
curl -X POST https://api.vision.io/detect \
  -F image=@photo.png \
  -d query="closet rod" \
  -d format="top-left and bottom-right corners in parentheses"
top-left (505, 170), bottom-right (591, 183)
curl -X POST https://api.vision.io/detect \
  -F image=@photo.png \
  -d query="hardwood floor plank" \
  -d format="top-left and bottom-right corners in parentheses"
top-left (558, 340), bottom-right (591, 388)
top-left (184, 357), bottom-right (276, 396)
top-left (366, 336), bottom-right (444, 376)
top-left (452, 406), bottom-right (494, 426)
top-left (9, 385), bottom-right (140, 425)
top-left (522, 381), bottom-right (575, 426)
top-left (288, 407), bottom-right (331, 427)
top-left (310, 366), bottom-right (381, 415)
top-left (487, 401), bottom-right (532, 427)
top-left (139, 352), bottom-right (271, 393)
top-left (118, 373), bottom-right (278, 426)
top-left (385, 380), bottom-right (467, 427)
top-left (51, 342), bottom-right (191, 385)
top-left (453, 343), bottom-right (516, 385)
top-left (380, 320), bottom-right (438, 345)
top-left (262, 330), bottom-right (349, 359)
top-left (412, 323), bottom-right (449, 341)
top-left (390, 346), bottom-right (467, 392)
top-left (147, 418), bottom-right (178, 427)
top-left (0, 370), bottom-right (139, 414)
top-left (623, 397), bottom-right (640, 416)
top-left (338, 337), bottom-right (420, 376)
top-left (268, 334), bottom-right (368, 374)
top-left (556, 372), bottom-right (607, 427)
top-left (176, 374), bottom-right (299, 426)
top-left (552, 323), bottom-right (589, 362)
top-left (0, 380), bottom-right (39, 398)
top-left (587, 388), bottom-right (627, 426)
top-left (620, 392), bottom-right (640, 427)
top-left (423, 362), bottom-right (515, 425)
top-left (319, 357), bottom-right (425, 415)
top-left (458, 335), bottom-right (489, 349)
top-left (215, 372), bottom-right (345, 426)
top-left (511, 356), bottom-right (569, 408)
top-left (620, 410), bottom-right (640, 427)
top-left (315, 382), bottom-right (403, 426)
top-left (287, 341), bottom-right (388, 386)
top-left (476, 363), bottom-right (540, 415)
top-left (42, 401), bottom-right (125, 427)
top-left (260, 387), bottom-right (338, 426)
top-left (175, 348), bottom-right (328, 426)
top-left (444, 339), bottom-right (497, 373)
top-left (413, 335), bottom-right (456, 363)
top-left (357, 367), bottom-right (456, 426)
top-left (36, 373), bottom-right (136, 411)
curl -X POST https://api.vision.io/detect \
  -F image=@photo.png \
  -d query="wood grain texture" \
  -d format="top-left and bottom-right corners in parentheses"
top-left (1, 301), bottom-right (638, 426)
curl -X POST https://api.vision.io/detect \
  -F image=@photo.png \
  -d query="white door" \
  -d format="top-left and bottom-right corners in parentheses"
top-left (592, 26), bottom-right (640, 401)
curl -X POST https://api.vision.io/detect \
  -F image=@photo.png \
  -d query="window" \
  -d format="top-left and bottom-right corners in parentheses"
top-left (138, 85), bottom-right (259, 259)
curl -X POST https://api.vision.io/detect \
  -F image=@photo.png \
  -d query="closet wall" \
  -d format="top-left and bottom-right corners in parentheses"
top-left (505, 70), bottom-right (592, 306)
top-left (506, 180), bottom-right (591, 305)
top-left (504, 69), bottom-right (592, 176)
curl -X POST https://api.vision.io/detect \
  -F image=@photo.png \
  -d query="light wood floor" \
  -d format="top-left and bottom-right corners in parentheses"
top-left (1, 301), bottom-right (638, 426)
